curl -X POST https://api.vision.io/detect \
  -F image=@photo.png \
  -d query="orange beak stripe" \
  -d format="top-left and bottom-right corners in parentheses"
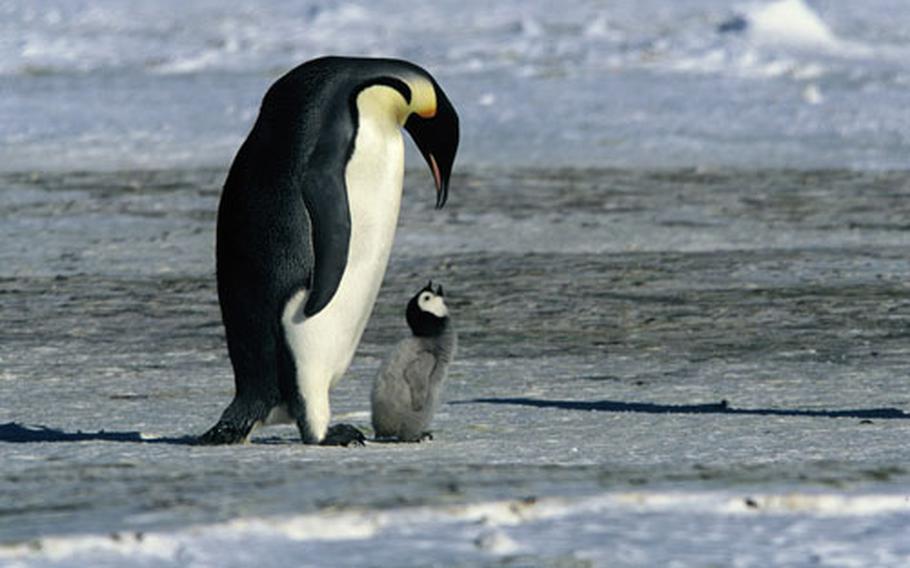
top-left (429, 153), bottom-right (443, 194)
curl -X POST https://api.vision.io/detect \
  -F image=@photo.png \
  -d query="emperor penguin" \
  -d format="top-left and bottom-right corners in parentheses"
top-left (371, 282), bottom-right (457, 442)
top-left (198, 57), bottom-right (459, 446)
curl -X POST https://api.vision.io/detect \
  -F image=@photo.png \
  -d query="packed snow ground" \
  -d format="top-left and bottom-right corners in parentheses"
top-left (2, 169), bottom-right (910, 566)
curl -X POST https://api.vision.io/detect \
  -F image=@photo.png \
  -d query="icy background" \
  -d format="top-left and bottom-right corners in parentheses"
top-left (2, 0), bottom-right (910, 171)
top-left (3, 1), bottom-right (910, 566)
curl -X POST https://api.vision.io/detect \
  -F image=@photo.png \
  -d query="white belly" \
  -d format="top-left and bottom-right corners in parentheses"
top-left (283, 114), bottom-right (405, 395)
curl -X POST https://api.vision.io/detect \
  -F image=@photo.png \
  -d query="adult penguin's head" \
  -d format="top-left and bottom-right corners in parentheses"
top-left (352, 59), bottom-right (460, 209)
top-left (401, 79), bottom-right (459, 209)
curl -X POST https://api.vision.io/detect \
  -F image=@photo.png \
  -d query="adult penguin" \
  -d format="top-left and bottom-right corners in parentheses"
top-left (198, 57), bottom-right (459, 446)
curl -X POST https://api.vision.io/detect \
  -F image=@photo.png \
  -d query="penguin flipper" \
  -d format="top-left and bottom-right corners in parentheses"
top-left (403, 352), bottom-right (438, 412)
top-left (299, 167), bottom-right (351, 318)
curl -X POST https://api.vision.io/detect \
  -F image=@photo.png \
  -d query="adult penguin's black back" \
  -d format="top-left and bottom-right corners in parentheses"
top-left (199, 57), bottom-right (459, 445)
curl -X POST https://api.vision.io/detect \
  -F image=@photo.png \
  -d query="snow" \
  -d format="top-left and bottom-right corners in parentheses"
top-left (746, 0), bottom-right (841, 49)
top-left (3, 493), bottom-right (910, 567)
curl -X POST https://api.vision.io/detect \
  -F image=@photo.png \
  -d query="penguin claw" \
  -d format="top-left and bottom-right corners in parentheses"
top-left (196, 421), bottom-right (253, 445)
top-left (398, 431), bottom-right (434, 443)
top-left (370, 431), bottom-right (433, 443)
top-left (320, 423), bottom-right (366, 447)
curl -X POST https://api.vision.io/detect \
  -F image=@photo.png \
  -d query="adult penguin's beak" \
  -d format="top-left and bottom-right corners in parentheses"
top-left (404, 84), bottom-right (459, 209)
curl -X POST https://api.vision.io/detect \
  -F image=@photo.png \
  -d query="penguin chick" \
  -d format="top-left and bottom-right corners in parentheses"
top-left (371, 282), bottom-right (457, 442)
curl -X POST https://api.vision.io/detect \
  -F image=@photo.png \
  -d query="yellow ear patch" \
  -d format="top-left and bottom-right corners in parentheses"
top-left (406, 76), bottom-right (437, 119)
top-left (355, 76), bottom-right (437, 125)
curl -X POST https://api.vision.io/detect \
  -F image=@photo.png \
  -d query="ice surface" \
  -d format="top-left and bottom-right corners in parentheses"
top-left (2, 0), bottom-right (910, 171)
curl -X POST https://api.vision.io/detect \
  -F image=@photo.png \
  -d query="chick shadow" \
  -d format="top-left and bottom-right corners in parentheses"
top-left (452, 398), bottom-right (910, 420)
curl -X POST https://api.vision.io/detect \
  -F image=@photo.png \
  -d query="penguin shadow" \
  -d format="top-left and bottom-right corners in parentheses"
top-left (451, 398), bottom-right (910, 421)
top-left (0, 422), bottom-right (198, 445)
top-left (0, 423), bottom-right (373, 446)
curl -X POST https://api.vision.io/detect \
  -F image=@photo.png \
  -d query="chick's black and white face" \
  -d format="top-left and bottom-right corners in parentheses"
top-left (417, 290), bottom-right (448, 318)
top-left (407, 282), bottom-right (450, 337)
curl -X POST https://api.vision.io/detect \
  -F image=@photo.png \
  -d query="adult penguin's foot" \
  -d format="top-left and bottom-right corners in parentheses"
top-left (320, 423), bottom-right (366, 447)
top-left (196, 420), bottom-right (254, 445)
